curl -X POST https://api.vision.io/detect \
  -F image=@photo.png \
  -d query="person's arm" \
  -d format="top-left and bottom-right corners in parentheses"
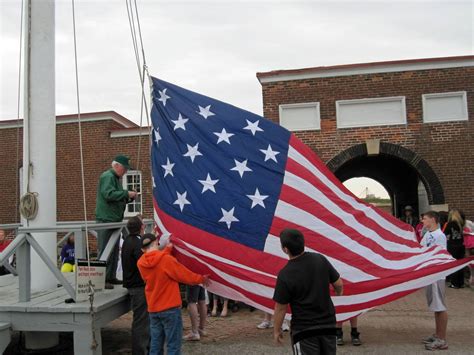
top-left (163, 255), bottom-right (205, 285)
top-left (100, 174), bottom-right (129, 202)
top-left (332, 278), bottom-right (343, 296)
top-left (273, 302), bottom-right (287, 345)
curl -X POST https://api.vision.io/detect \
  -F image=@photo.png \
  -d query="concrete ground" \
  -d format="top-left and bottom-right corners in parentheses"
top-left (4, 286), bottom-right (474, 354)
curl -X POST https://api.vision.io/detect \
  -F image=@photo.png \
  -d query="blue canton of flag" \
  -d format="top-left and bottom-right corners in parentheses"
top-left (150, 77), bottom-right (291, 250)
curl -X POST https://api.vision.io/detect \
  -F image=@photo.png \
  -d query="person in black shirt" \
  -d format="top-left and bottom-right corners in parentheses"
top-left (122, 216), bottom-right (149, 354)
top-left (445, 209), bottom-right (465, 289)
top-left (273, 228), bottom-right (343, 355)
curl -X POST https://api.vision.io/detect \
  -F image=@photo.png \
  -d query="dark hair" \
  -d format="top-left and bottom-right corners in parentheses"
top-left (424, 211), bottom-right (440, 224)
top-left (127, 216), bottom-right (143, 235)
top-left (280, 229), bottom-right (305, 256)
top-left (141, 233), bottom-right (157, 249)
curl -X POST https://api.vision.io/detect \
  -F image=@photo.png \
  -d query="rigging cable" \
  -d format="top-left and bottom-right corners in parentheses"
top-left (71, 0), bottom-right (98, 349)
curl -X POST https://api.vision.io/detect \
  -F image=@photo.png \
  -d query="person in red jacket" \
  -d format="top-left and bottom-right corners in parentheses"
top-left (137, 234), bottom-right (210, 355)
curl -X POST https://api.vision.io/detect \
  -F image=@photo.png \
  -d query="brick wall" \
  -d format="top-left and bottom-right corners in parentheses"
top-left (0, 119), bottom-right (154, 225)
top-left (260, 66), bottom-right (474, 219)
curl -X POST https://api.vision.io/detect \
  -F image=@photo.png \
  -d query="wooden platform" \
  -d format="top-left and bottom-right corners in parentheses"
top-left (0, 274), bottom-right (130, 354)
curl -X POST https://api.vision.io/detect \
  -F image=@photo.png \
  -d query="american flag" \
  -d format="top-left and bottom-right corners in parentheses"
top-left (150, 77), bottom-right (472, 321)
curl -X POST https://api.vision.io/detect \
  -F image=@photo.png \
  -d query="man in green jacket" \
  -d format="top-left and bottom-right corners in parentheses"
top-left (95, 155), bottom-right (137, 289)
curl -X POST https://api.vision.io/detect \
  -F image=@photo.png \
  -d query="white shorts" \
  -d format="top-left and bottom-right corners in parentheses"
top-left (426, 280), bottom-right (446, 312)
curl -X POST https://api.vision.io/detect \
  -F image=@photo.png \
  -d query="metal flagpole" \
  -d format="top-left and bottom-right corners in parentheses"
top-left (22, 0), bottom-right (59, 349)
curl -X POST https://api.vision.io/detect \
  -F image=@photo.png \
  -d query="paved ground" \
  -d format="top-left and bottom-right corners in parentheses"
top-left (4, 286), bottom-right (474, 354)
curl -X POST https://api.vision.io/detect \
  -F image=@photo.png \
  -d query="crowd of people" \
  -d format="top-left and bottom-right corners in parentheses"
top-left (1, 155), bottom-right (473, 355)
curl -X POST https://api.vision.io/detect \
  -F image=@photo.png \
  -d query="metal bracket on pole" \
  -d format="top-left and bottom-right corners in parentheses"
top-left (74, 229), bottom-right (86, 260)
top-left (26, 234), bottom-right (76, 300)
top-left (17, 234), bottom-right (31, 302)
top-left (99, 228), bottom-right (123, 262)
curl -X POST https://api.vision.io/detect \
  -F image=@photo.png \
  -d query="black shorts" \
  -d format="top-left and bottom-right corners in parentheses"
top-left (292, 329), bottom-right (336, 355)
top-left (186, 285), bottom-right (205, 303)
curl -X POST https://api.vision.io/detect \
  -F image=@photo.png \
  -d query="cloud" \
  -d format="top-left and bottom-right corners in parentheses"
top-left (1, 0), bottom-right (472, 122)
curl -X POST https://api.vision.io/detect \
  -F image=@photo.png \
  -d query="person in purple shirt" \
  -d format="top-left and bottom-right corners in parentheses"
top-left (60, 235), bottom-right (75, 272)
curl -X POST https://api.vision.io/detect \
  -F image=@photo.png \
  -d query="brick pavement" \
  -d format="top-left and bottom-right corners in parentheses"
top-left (100, 286), bottom-right (474, 354)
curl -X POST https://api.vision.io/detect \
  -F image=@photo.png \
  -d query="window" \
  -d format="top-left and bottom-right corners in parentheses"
top-left (122, 170), bottom-right (142, 216)
top-left (279, 102), bottom-right (321, 131)
top-left (422, 91), bottom-right (468, 123)
top-left (336, 96), bottom-right (406, 129)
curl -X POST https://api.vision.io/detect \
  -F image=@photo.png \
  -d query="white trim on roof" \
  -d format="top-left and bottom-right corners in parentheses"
top-left (110, 128), bottom-right (151, 138)
top-left (0, 114), bottom-right (135, 130)
top-left (258, 58), bottom-right (474, 83)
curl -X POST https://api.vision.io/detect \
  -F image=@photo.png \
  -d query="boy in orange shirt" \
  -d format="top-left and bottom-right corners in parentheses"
top-left (137, 234), bottom-right (210, 355)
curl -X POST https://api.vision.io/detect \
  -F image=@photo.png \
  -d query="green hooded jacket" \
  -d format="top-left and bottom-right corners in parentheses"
top-left (95, 169), bottom-right (130, 222)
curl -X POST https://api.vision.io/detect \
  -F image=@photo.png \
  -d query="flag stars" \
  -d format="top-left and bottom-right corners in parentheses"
top-left (246, 188), bottom-right (269, 209)
top-left (198, 173), bottom-right (219, 194)
top-left (153, 128), bottom-right (162, 146)
top-left (260, 144), bottom-right (280, 163)
top-left (230, 159), bottom-right (252, 178)
top-left (172, 113), bottom-right (189, 131)
top-left (219, 207), bottom-right (239, 229)
top-left (173, 191), bottom-right (191, 212)
top-left (197, 105), bottom-right (215, 119)
top-left (213, 128), bottom-right (234, 145)
top-left (158, 88), bottom-right (170, 106)
top-left (183, 143), bottom-right (203, 163)
top-left (161, 158), bottom-right (175, 177)
top-left (243, 119), bottom-right (264, 136)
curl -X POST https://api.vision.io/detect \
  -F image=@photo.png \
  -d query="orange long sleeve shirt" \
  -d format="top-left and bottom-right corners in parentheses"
top-left (137, 248), bottom-right (204, 312)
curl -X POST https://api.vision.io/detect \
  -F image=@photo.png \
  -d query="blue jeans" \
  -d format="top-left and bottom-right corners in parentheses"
top-left (149, 307), bottom-right (182, 355)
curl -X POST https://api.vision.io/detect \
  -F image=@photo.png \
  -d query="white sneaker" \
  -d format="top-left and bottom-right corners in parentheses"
top-left (257, 320), bottom-right (273, 329)
top-left (183, 332), bottom-right (200, 341)
top-left (281, 321), bottom-right (290, 332)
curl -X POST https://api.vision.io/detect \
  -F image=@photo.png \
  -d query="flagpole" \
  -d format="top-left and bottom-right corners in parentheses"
top-left (22, 0), bottom-right (59, 349)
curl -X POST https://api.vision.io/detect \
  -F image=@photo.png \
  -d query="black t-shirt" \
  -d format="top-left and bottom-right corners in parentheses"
top-left (121, 233), bottom-right (145, 288)
top-left (273, 252), bottom-right (340, 331)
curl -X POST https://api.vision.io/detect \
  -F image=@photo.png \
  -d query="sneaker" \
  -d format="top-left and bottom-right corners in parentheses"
top-left (108, 278), bottom-right (123, 285)
top-left (351, 332), bottom-right (362, 346)
top-left (183, 332), bottom-right (200, 341)
top-left (336, 335), bottom-right (344, 346)
top-left (257, 320), bottom-right (273, 329)
top-left (425, 338), bottom-right (448, 350)
top-left (198, 328), bottom-right (207, 337)
top-left (422, 334), bottom-right (437, 344)
top-left (104, 283), bottom-right (114, 290)
top-left (281, 321), bottom-right (290, 332)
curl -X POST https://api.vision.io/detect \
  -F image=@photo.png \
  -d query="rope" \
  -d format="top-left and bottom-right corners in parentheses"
top-left (71, 0), bottom-right (97, 349)
top-left (125, 0), bottom-right (153, 207)
top-left (15, 0), bottom-right (24, 223)
top-left (19, 192), bottom-right (38, 220)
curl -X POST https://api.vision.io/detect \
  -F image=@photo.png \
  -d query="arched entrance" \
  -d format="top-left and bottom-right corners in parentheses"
top-left (327, 143), bottom-right (445, 217)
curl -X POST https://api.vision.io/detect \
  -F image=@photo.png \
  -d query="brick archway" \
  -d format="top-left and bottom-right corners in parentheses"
top-left (326, 143), bottom-right (445, 205)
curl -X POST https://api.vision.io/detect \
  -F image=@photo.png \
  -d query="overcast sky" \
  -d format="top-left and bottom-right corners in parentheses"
top-left (1, 0), bottom-right (472, 198)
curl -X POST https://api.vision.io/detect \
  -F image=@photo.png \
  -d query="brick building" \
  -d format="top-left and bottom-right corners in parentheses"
top-left (0, 111), bottom-right (155, 225)
top-left (0, 56), bottom-right (472, 228)
top-left (257, 55), bottom-right (473, 218)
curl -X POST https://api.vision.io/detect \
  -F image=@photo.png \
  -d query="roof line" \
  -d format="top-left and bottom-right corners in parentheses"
top-left (0, 110), bottom-right (138, 128)
top-left (257, 55), bottom-right (474, 82)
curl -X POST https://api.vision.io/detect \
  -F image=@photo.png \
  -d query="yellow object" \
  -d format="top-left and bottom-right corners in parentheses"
top-left (61, 263), bottom-right (76, 273)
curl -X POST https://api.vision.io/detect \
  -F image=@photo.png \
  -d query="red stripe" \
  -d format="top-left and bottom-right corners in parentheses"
top-left (285, 158), bottom-right (420, 249)
top-left (279, 184), bottom-right (432, 260)
top-left (289, 135), bottom-right (414, 234)
top-left (271, 217), bottom-right (452, 279)
top-left (155, 203), bottom-right (287, 276)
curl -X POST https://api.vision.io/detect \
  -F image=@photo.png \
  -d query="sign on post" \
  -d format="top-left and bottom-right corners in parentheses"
top-left (75, 259), bottom-right (106, 302)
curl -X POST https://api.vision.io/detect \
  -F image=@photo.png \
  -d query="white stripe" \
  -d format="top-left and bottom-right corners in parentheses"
top-left (332, 261), bottom-right (469, 306)
top-left (264, 234), bottom-right (376, 282)
top-left (175, 245), bottom-right (275, 298)
top-left (414, 257), bottom-right (453, 270)
top-left (276, 200), bottom-right (448, 270)
top-left (154, 209), bottom-right (169, 235)
top-left (284, 171), bottom-right (420, 253)
top-left (336, 308), bottom-right (371, 322)
top-left (288, 146), bottom-right (413, 240)
top-left (179, 239), bottom-right (276, 279)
